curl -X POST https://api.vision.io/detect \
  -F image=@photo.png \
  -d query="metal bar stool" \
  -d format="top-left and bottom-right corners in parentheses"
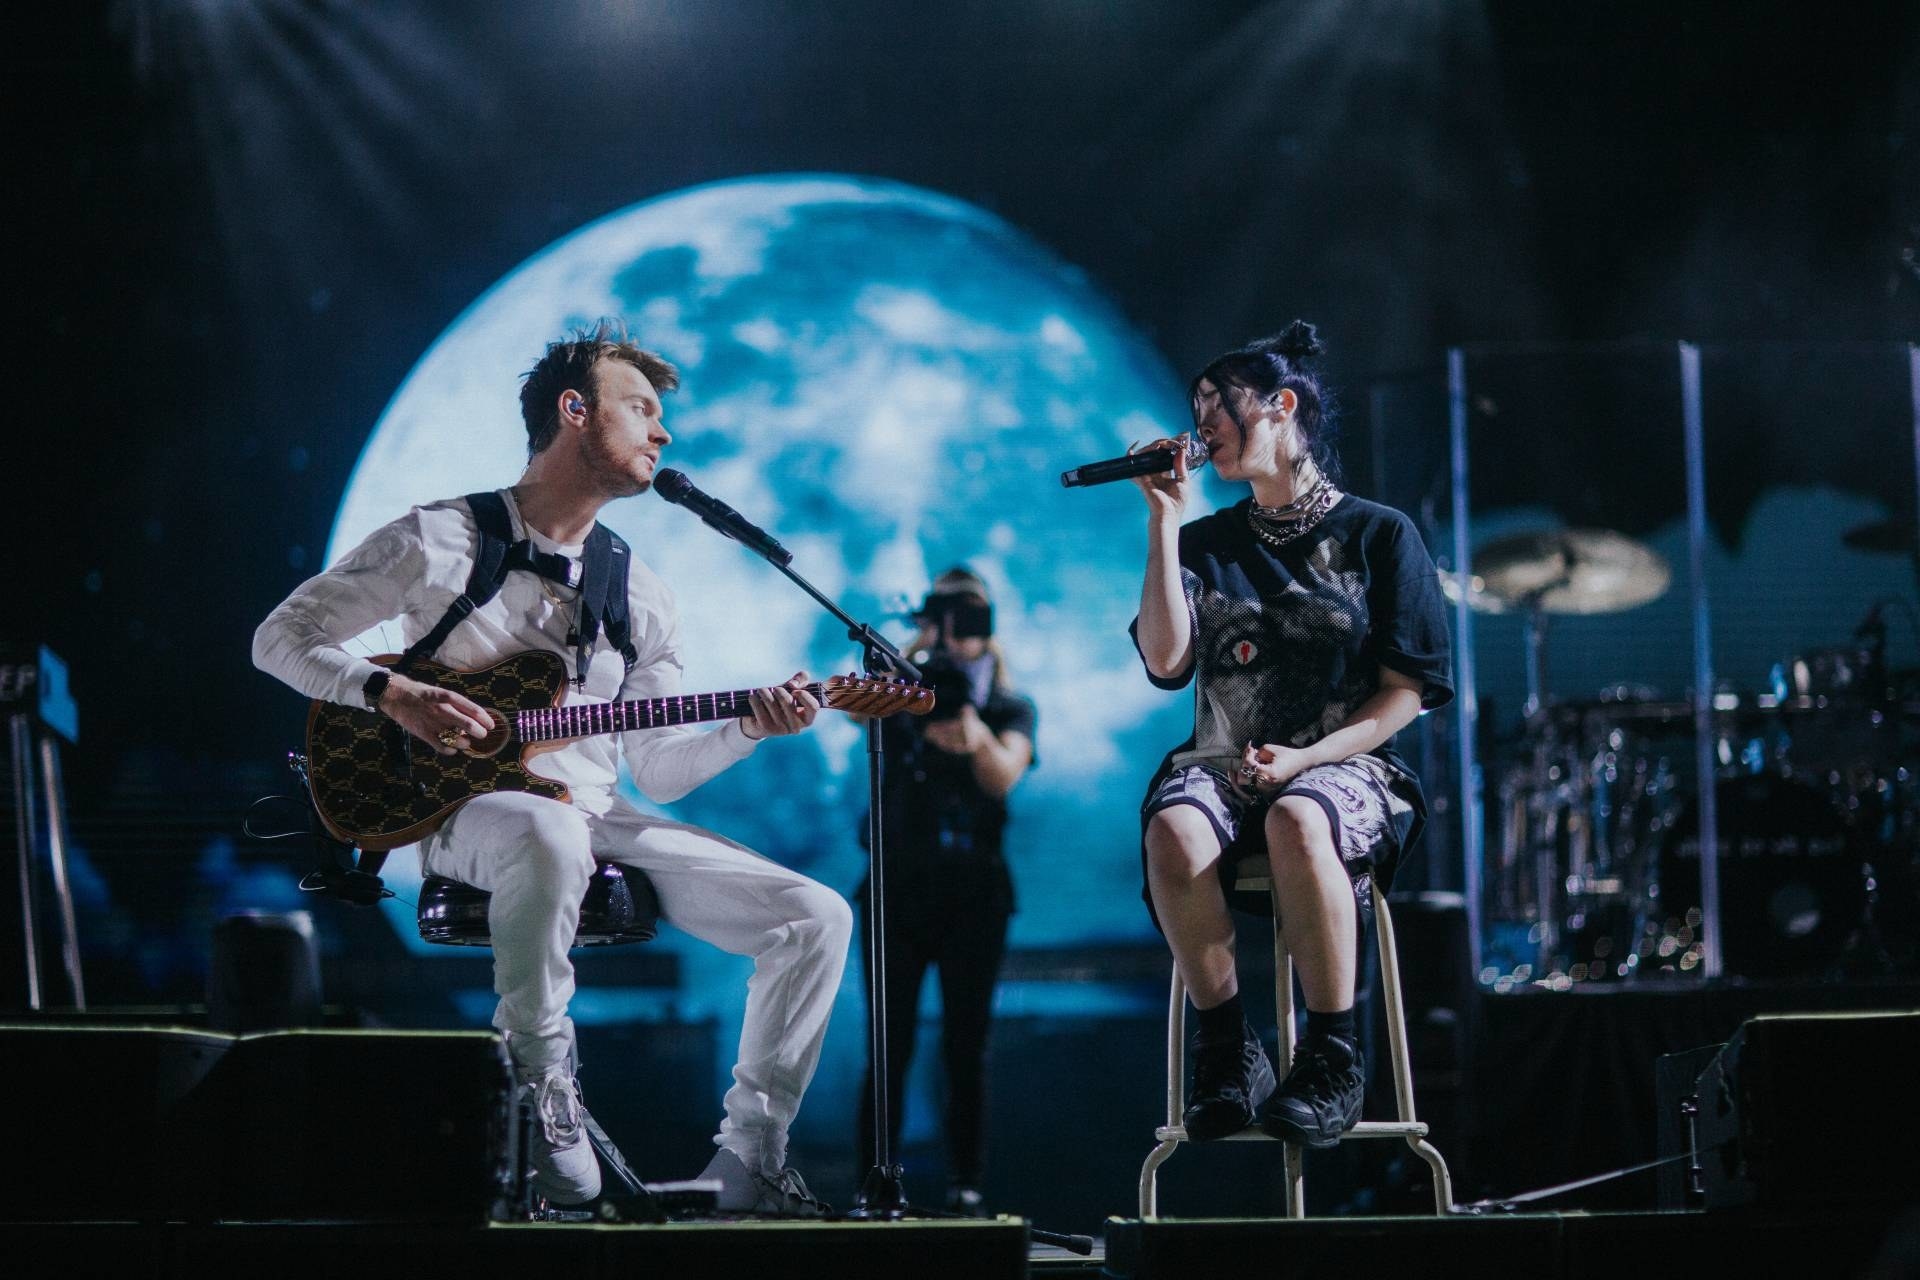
top-left (1138, 856), bottom-right (1454, 1218)
top-left (417, 860), bottom-right (659, 947)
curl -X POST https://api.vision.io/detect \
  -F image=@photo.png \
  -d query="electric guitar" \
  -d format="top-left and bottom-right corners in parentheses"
top-left (305, 650), bottom-right (934, 850)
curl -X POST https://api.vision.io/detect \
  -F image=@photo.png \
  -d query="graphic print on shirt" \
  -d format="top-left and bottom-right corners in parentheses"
top-left (1174, 536), bottom-right (1375, 771)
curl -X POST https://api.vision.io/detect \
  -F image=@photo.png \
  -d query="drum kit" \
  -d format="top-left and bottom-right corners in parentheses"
top-left (1467, 526), bottom-right (1920, 989)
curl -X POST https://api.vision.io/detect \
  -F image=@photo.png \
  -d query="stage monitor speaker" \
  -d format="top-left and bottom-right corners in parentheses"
top-left (1691, 1010), bottom-right (1920, 1210)
top-left (0, 1023), bottom-right (519, 1223)
top-left (207, 912), bottom-right (323, 1032)
top-left (1108, 1210), bottom-right (1905, 1280)
top-left (3, 1218), bottom-right (1033, 1278)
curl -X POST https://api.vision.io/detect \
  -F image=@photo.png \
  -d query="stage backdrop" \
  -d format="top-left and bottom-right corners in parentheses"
top-left (327, 173), bottom-right (1225, 957)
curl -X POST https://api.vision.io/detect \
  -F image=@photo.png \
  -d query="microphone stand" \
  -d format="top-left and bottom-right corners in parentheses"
top-left (762, 558), bottom-right (1091, 1250)
top-left (738, 547), bottom-right (919, 1217)
top-left (684, 514), bottom-right (1094, 1252)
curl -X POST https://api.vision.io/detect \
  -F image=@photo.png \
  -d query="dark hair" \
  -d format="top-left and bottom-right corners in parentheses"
top-left (519, 318), bottom-right (680, 458)
top-left (1189, 319), bottom-right (1339, 483)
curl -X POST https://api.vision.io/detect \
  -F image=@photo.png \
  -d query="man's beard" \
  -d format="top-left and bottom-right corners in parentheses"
top-left (581, 430), bottom-right (650, 497)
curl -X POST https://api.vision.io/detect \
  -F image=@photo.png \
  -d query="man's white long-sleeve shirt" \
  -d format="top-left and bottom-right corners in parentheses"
top-left (253, 488), bottom-right (757, 816)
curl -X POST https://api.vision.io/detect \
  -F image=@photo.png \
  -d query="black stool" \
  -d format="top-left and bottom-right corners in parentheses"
top-left (417, 860), bottom-right (660, 947)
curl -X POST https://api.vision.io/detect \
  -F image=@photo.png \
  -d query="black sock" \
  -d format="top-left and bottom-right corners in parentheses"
top-left (1193, 991), bottom-right (1245, 1042)
top-left (1305, 1006), bottom-right (1355, 1046)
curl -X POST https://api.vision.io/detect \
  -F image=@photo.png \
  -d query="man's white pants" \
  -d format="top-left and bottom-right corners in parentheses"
top-left (418, 790), bottom-right (853, 1176)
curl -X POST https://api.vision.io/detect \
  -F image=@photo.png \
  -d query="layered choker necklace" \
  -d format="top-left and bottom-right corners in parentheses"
top-left (1245, 474), bottom-right (1342, 548)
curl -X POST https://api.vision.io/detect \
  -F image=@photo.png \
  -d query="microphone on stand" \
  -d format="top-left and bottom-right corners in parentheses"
top-left (1060, 434), bottom-right (1210, 488)
top-left (653, 468), bottom-right (794, 567)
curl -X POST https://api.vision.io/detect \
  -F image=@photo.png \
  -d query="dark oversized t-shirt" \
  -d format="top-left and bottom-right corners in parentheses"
top-left (1131, 494), bottom-right (1453, 822)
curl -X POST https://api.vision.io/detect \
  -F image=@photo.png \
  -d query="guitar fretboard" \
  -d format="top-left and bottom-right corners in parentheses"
top-left (515, 688), bottom-right (795, 743)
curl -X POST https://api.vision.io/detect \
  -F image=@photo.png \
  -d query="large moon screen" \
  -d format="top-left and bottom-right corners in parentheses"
top-left (329, 174), bottom-right (1210, 957)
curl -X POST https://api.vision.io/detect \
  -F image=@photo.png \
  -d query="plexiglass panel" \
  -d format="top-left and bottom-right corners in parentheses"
top-left (1460, 345), bottom-right (1695, 989)
top-left (1375, 342), bottom-right (1919, 992)
top-left (1368, 368), bottom-right (1460, 895)
top-left (1375, 343), bottom-right (1710, 990)
top-left (1692, 343), bottom-right (1919, 981)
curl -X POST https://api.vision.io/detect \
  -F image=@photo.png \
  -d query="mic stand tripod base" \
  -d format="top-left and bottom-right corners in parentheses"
top-left (846, 1163), bottom-right (909, 1219)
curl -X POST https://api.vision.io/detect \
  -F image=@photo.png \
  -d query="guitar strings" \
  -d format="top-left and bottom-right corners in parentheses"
top-left (512, 679), bottom-right (920, 739)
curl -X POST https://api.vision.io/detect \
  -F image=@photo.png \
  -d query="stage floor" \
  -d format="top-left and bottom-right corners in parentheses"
top-left (6, 1204), bottom-right (1914, 1279)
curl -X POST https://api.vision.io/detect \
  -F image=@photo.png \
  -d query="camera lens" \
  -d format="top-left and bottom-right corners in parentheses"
top-left (917, 653), bottom-right (974, 722)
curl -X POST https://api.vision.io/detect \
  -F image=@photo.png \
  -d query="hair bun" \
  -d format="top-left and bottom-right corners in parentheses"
top-left (1264, 319), bottom-right (1324, 361)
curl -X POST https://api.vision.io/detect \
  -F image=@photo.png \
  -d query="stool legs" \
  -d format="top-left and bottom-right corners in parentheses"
top-left (1138, 881), bottom-right (1454, 1219)
top-left (1375, 887), bottom-right (1456, 1215)
top-left (1138, 968), bottom-right (1187, 1218)
top-left (1272, 884), bottom-right (1304, 1218)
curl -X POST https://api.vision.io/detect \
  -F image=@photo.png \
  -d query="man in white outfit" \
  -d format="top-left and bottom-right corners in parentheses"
top-left (253, 322), bottom-right (852, 1214)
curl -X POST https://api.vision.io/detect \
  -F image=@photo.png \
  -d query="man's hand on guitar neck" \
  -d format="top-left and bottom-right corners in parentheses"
top-left (377, 673), bottom-right (495, 756)
top-left (740, 670), bottom-right (821, 741)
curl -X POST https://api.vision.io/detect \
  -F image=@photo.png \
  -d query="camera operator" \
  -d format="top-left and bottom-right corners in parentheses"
top-left (855, 566), bottom-right (1036, 1214)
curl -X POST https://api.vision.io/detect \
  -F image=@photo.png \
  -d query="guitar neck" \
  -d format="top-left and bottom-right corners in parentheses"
top-left (515, 685), bottom-right (823, 743)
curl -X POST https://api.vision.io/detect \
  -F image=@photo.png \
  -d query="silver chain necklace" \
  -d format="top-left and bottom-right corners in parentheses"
top-left (1246, 477), bottom-right (1341, 548)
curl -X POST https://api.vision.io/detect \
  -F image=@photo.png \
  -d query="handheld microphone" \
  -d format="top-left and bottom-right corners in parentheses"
top-left (653, 468), bottom-right (794, 567)
top-left (1060, 435), bottom-right (1210, 488)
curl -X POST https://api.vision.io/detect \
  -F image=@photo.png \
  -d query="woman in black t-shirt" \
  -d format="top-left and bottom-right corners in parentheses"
top-left (855, 566), bottom-right (1038, 1213)
top-left (1131, 322), bottom-right (1452, 1148)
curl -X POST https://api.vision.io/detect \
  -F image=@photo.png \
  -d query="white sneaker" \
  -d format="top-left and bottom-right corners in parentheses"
top-left (699, 1146), bottom-right (832, 1218)
top-left (519, 1069), bottom-right (601, 1205)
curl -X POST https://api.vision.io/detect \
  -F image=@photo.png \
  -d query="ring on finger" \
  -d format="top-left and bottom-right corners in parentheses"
top-left (438, 729), bottom-right (462, 748)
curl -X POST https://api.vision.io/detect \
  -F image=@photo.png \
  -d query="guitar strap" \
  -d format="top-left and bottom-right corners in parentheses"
top-left (396, 491), bottom-right (639, 686)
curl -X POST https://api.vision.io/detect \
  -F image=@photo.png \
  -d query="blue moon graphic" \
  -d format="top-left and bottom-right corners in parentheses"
top-left (330, 173), bottom-right (1206, 954)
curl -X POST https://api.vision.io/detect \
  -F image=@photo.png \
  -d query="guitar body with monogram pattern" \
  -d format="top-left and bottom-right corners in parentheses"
top-left (304, 649), bottom-right (932, 850)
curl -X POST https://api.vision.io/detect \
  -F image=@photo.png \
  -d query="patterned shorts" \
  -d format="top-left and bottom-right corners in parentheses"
top-left (1140, 755), bottom-right (1418, 924)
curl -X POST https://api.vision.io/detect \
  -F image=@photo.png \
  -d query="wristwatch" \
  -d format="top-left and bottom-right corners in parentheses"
top-left (362, 669), bottom-right (393, 713)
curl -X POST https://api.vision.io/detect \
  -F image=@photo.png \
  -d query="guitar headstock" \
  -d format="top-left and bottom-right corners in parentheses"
top-left (821, 673), bottom-right (937, 717)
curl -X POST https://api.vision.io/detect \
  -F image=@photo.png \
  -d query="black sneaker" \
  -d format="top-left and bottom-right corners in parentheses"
top-left (1183, 1020), bottom-right (1277, 1141)
top-left (1259, 1035), bottom-right (1364, 1148)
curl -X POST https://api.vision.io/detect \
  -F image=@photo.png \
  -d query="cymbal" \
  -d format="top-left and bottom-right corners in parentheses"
top-left (1458, 528), bottom-right (1671, 615)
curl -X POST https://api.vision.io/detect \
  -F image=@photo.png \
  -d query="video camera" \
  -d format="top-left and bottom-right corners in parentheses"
top-left (915, 591), bottom-right (992, 642)
top-left (912, 590), bottom-right (993, 723)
